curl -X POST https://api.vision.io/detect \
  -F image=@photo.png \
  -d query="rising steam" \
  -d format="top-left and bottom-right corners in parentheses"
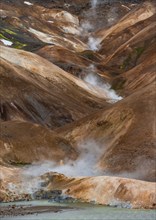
top-left (5, 140), bottom-right (104, 195)
top-left (91, 0), bottom-right (98, 8)
top-left (88, 36), bottom-right (101, 51)
top-left (84, 65), bottom-right (122, 102)
top-left (23, 140), bottom-right (103, 178)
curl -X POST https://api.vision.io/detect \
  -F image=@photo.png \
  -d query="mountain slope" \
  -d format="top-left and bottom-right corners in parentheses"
top-left (57, 83), bottom-right (156, 181)
top-left (0, 0), bottom-right (155, 208)
top-left (0, 46), bottom-right (109, 129)
top-left (0, 121), bottom-right (78, 165)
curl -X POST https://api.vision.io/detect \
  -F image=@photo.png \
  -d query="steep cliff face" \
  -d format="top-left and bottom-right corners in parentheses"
top-left (0, 0), bottom-right (155, 207)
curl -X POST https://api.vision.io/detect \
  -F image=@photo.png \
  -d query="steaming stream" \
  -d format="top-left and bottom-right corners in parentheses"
top-left (84, 65), bottom-right (122, 102)
top-left (80, 0), bottom-right (123, 102)
top-left (1, 201), bottom-right (155, 220)
top-left (22, 140), bottom-right (103, 178)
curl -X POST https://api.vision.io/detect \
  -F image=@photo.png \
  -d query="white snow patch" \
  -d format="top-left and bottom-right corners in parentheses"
top-left (24, 1), bottom-right (33, 6)
top-left (1, 39), bottom-right (13, 46)
top-left (48, 20), bottom-right (54, 23)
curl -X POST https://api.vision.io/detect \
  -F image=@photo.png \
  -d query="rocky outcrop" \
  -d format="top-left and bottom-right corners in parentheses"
top-left (1, 169), bottom-right (156, 209)
top-left (46, 173), bottom-right (156, 209)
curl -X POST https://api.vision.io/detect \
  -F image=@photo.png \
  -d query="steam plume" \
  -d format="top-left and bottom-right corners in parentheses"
top-left (84, 65), bottom-right (122, 102)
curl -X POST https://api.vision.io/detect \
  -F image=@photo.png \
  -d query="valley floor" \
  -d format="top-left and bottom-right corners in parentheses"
top-left (0, 201), bottom-right (156, 220)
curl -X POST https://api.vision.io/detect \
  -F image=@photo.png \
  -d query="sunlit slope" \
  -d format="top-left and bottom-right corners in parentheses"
top-left (57, 83), bottom-right (156, 181)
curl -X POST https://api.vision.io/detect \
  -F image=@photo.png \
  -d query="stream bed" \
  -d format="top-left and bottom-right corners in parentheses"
top-left (0, 200), bottom-right (156, 220)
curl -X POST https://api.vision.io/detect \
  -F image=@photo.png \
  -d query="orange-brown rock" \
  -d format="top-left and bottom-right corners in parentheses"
top-left (57, 83), bottom-right (156, 181)
top-left (46, 173), bottom-right (156, 209)
top-left (0, 120), bottom-right (78, 165)
top-left (0, 0), bottom-right (155, 208)
top-left (0, 46), bottom-right (109, 129)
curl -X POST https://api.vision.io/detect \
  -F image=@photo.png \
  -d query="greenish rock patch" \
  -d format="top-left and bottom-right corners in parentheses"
top-left (111, 77), bottom-right (126, 91)
top-left (120, 46), bottom-right (145, 70)
top-left (0, 21), bottom-right (45, 51)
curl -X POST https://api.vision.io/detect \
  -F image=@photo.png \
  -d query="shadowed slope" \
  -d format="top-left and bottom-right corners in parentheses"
top-left (0, 46), bottom-right (109, 128)
top-left (0, 121), bottom-right (78, 165)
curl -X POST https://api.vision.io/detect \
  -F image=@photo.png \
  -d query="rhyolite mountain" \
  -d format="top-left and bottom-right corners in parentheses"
top-left (0, 0), bottom-right (156, 208)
